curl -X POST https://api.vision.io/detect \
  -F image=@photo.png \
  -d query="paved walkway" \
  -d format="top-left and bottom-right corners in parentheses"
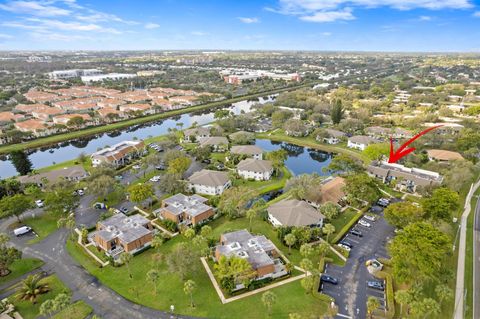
top-left (200, 257), bottom-right (307, 304)
top-left (454, 179), bottom-right (480, 319)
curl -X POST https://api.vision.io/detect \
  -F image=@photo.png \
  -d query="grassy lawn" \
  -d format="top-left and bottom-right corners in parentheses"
top-left (52, 300), bottom-right (93, 319)
top-left (464, 188), bottom-right (480, 319)
top-left (35, 158), bottom-right (93, 174)
top-left (233, 166), bottom-right (292, 195)
top-left (86, 245), bottom-right (108, 263)
top-left (11, 275), bottom-right (70, 319)
top-left (329, 208), bottom-right (358, 239)
top-left (0, 258), bottom-right (44, 286)
top-left (9, 211), bottom-right (62, 244)
top-left (66, 234), bottom-right (331, 319)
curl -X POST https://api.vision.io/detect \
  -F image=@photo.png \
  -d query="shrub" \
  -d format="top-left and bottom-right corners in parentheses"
top-left (375, 271), bottom-right (395, 319)
top-left (331, 208), bottom-right (367, 243)
top-left (160, 219), bottom-right (178, 232)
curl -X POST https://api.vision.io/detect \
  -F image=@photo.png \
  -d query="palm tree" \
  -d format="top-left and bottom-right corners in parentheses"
top-left (261, 291), bottom-right (277, 316)
top-left (146, 269), bottom-right (160, 295)
top-left (183, 280), bottom-right (197, 308)
top-left (322, 224), bottom-right (335, 243)
top-left (317, 242), bottom-right (330, 266)
top-left (16, 274), bottom-right (50, 304)
top-left (119, 252), bottom-right (133, 279)
top-left (284, 233), bottom-right (296, 255)
top-left (395, 289), bottom-right (411, 315)
top-left (366, 296), bottom-right (380, 319)
top-left (246, 209), bottom-right (257, 232)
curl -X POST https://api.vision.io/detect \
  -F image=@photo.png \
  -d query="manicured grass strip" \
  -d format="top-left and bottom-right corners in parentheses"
top-left (375, 270), bottom-right (395, 319)
top-left (21, 212), bottom-right (62, 244)
top-left (464, 189), bottom-right (480, 319)
top-left (12, 275), bottom-right (70, 319)
top-left (0, 258), bottom-right (44, 285)
top-left (52, 300), bottom-right (93, 319)
top-left (0, 84), bottom-right (316, 155)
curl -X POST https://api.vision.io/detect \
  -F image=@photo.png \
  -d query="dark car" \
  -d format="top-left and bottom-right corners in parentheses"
top-left (370, 205), bottom-right (384, 214)
top-left (94, 202), bottom-right (107, 210)
top-left (349, 229), bottom-right (363, 237)
top-left (202, 159), bottom-right (211, 164)
top-left (321, 275), bottom-right (338, 285)
top-left (120, 207), bottom-right (129, 214)
top-left (340, 240), bottom-right (353, 248)
top-left (377, 198), bottom-right (390, 207)
top-left (155, 165), bottom-right (166, 170)
top-left (367, 281), bottom-right (384, 291)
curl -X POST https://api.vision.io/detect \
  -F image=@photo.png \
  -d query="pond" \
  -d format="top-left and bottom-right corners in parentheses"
top-left (0, 96), bottom-right (275, 179)
top-left (254, 139), bottom-right (333, 176)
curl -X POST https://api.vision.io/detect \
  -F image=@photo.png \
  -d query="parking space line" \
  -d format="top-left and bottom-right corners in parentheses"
top-left (336, 313), bottom-right (352, 319)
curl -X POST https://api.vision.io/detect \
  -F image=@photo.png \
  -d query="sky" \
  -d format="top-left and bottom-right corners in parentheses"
top-left (0, 0), bottom-right (480, 52)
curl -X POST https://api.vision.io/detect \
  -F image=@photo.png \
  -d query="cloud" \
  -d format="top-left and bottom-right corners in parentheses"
top-left (0, 1), bottom-right (71, 17)
top-left (419, 15), bottom-right (432, 21)
top-left (238, 17), bottom-right (260, 23)
top-left (300, 8), bottom-right (355, 22)
top-left (191, 31), bottom-right (207, 36)
top-left (321, 32), bottom-right (332, 36)
top-left (0, 33), bottom-right (13, 39)
top-left (145, 23), bottom-right (160, 29)
top-left (271, 0), bottom-right (473, 23)
top-left (474, 11), bottom-right (480, 17)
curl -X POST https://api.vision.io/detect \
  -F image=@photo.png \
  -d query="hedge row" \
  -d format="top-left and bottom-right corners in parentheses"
top-left (375, 270), bottom-right (395, 319)
top-left (331, 208), bottom-right (368, 244)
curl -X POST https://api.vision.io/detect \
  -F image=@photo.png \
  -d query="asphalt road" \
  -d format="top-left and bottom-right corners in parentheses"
top-left (473, 197), bottom-right (480, 319)
top-left (320, 211), bottom-right (394, 319)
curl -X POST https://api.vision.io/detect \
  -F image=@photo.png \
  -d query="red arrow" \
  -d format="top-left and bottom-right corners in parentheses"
top-left (388, 125), bottom-right (443, 163)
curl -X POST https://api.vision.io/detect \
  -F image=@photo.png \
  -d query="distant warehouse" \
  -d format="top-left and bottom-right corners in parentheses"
top-left (48, 69), bottom-right (102, 80)
top-left (81, 73), bottom-right (137, 84)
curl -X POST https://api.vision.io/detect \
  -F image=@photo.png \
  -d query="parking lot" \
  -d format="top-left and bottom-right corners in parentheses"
top-left (319, 201), bottom-right (395, 319)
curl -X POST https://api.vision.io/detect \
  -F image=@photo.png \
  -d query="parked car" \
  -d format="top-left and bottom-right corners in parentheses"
top-left (377, 198), bottom-right (390, 207)
top-left (201, 159), bottom-right (211, 164)
top-left (363, 214), bottom-right (376, 222)
top-left (338, 244), bottom-right (351, 251)
top-left (120, 207), bottom-right (129, 214)
top-left (349, 229), bottom-right (363, 237)
top-left (367, 281), bottom-right (384, 291)
top-left (77, 189), bottom-right (85, 196)
top-left (358, 220), bottom-right (371, 228)
top-left (321, 275), bottom-right (338, 285)
top-left (35, 199), bottom-right (44, 208)
top-left (370, 205), bottom-right (383, 214)
top-left (132, 165), bottom-right (141, 170)
top-left (94, 202), bottom-right (107, 210)
top-left (14, 226), bottom-right (32, 236)
top-left (340, 240), bottom-right (353, 248)
top-left (155, 164), bottom-right (166, 170)
top-left (150, 176), bottom-right (161, 182)
top-left (115, 175), bottom-right (123, 181)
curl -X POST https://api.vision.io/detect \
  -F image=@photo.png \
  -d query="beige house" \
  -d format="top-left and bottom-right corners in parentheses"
top-left (267, 199), bottom-right (324, 227)
top-left (188, 169), bottom-right (231, 195)
top-left (230, 145), bottom-right (263, 160)
top-left (237, 158), bottom-right (273, 181)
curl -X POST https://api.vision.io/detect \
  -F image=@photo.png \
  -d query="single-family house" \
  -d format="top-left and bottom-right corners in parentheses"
top-left (52, 113), bottom-right (91, 126)
top-left (317, 128), bottom-right (346, 144)
top-left (17, 165), bottom-right (89, 187)
top-left (188, 169), bottom-right (231, 195)
top-left (237, 158), bottom-right (273, 181)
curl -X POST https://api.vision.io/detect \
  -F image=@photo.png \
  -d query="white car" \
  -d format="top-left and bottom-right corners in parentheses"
top-left (35, 199), bottom-right (44, 208)
top-left (149, 176), bottom-right (161, 182)
top-left (338, 244), bottom-right (351, 251)
top-left (358, 219), bottom-right (371, 228)
top-left (77, 189), bottom-right (85, 196)
top-left (14, 226), bottom-right (32, 236)
top-left (363, 215), bottom-right (376, 222)
top-left (132, 165), bottom-right (141, 170)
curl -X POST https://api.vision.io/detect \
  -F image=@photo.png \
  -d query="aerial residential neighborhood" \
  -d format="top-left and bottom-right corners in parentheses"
top-left (0, 1), bottom-right (480, 319)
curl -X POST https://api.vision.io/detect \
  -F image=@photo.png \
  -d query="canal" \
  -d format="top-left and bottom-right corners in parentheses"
top-left (0, 96), bottom-right (274, 179)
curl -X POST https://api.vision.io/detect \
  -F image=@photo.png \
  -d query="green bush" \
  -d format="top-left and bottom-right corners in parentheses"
top-left (375, 271), bottom-right (395, 319)
top-left (159, 219), bottom-right (178, 232)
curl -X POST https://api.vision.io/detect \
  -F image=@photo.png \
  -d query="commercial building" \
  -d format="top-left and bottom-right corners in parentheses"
top-left (81, 73), bottom-right (137, 84)
top-left (48, 69), bottom-right (102, 80)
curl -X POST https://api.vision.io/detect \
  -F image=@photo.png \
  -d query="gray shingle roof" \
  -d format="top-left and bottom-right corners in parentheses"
top-left (188, 169), bottom-right (230, 187)
top-left (230, 145), bottom-right (263, 156)
top-left (17, 165), bottom-right (88, 184)
top-left (198, 136), bottom-right (228, 146)
top-left (95, 213), bottom-right (151, 244)
top-left (267, 199), bottom-right (324, 226)
top-left (237, 158), bottom-right (272, 172)
top-left (159, 193), bottom-right (211, 217)
top-left (349, 135), bottom-right (377, 145)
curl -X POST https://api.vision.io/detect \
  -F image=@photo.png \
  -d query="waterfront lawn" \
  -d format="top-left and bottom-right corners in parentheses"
top-left (52, 300), bottom-right (93, 319)
top-left (232, 166), bottom-right (292, 195)
top-left (35, 157), bottom-right (93, 174)
top-left (66, 236), bottom-right (330, 319)
top-left (0, 258), bottom-right (44, 286)
top-left (12, 275), bottom-right (70, 319)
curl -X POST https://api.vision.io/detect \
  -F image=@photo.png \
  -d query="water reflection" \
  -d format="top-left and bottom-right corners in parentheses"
top-left (0, 96), bottom-right (274, 179)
